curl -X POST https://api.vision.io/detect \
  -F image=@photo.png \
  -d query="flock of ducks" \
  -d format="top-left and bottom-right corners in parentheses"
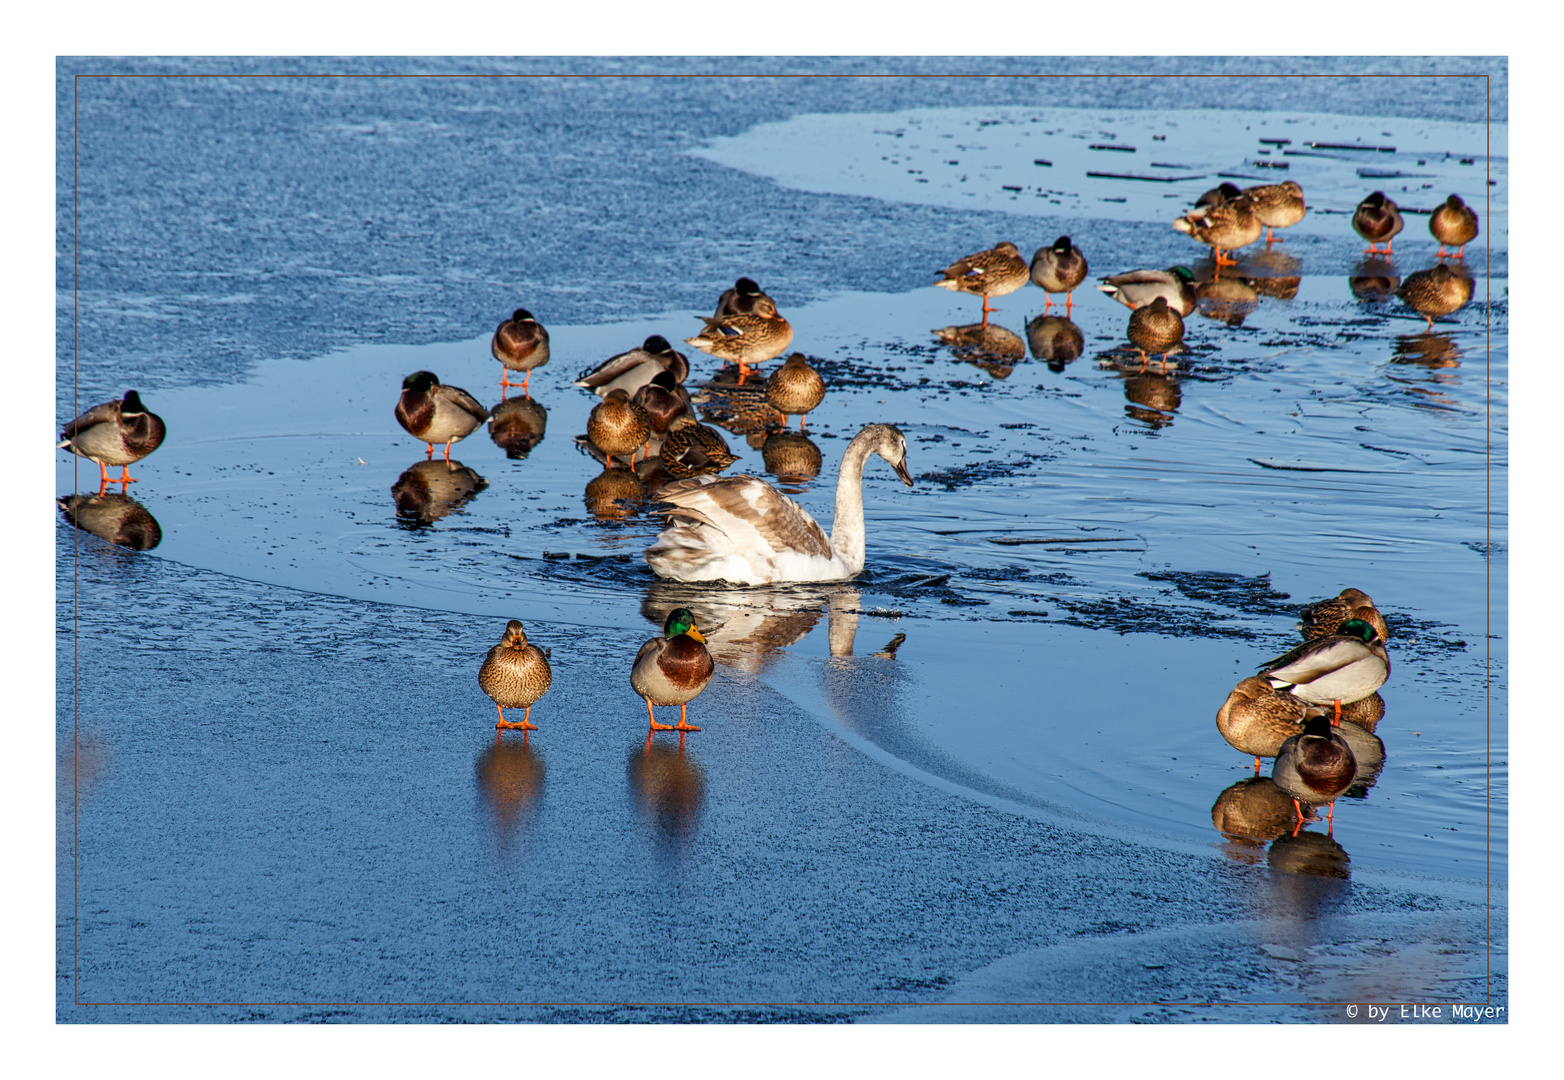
top-left (1215, 588), bottom-right (1394, 834)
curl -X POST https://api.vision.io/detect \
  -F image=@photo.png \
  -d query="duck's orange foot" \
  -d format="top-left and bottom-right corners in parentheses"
top-left (498, 718), bottom-right (538, 731)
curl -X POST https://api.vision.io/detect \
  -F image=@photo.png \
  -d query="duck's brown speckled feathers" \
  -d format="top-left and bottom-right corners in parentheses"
top-left (1127, 295), bottom-right (1185, 370)
top-left (1353, 192), bottom-right (1404, 254)
top-left (765, 353), bottom-right (827, 429)
top-left (479, 619), bottom-right (553, 731)
top-left (1396, 263), bottom-right (1473, 329)
top-left (685, 297), bottom-right (794, 382)
top-left (933, 241), bottom-right (1030, 319)
top-left (1029, 236), bottom-right (1088, 311)
top-left (660, 416), bottom-right (739, 479)
top-left (1215, 676), bottom-right (1313, 770)
top-left (715, 277), bottom-right (773, 318)
top-left (1430, 194), bottom-right (1479, 258)
top-left (1300, 588), bottom-right (1391, 643)
top-left (1173, 194), bottom-right (1262, 266)
top-left (586, 388), bottom-right (651, 468)
top-left (491, 308), bottom-right (550, 394)
top-left (1242, 180), bottom-right (1306, 244)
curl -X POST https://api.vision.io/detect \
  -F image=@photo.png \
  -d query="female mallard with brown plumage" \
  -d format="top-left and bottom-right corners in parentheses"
top-left (1173, 193), bottom-right (1262, 266)
top-left (1127, 295), bottom-right (1185, 370)
top-left (1216, 676), bottom-right (1315, 773)
top-left (765, 353), bottom-right (826, 430)
top-left (575, 335), bottom-right (690, 398)
top-left (631, 607), bottom-right (715, 737)
top-left (1272, 715), bottom-right (1358, 829)
top-left (685, 296), bottom-right (794, 384)
top-left (1242, 181), bottom-right (1307, 246)
top-left (660, 415), bottom-right (739, 479)
top-left (479, 620), bottom-right (553, 732)
top-left (1299, 587), bottom-right (1390, 643)
top-left (491, 308), bottom-right (550, 396)
top-left (1029, 236), bottom-right (1089, 313)
top-left (1430, 194), bottom-right (1479, 259)
top-left (1353, 192), bottom-right (1404, 255)
top-left (58, 390), bottom-right (167, 493)
top-left (933, 241), bottom-right (1030, 322)
top-left (586, 388), bottom-right (651, 468)
top-left (1396, 263), bottom-right (1473, 328)
top-left (395, 371), bottom-right (490, 461)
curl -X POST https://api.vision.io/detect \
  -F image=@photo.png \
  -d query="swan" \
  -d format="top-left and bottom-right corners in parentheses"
top-left (644, 423), bottom-right (913, 584)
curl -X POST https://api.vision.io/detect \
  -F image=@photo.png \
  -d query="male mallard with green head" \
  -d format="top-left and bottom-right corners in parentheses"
top-left (586, 388), bottom-right (651, 468)
top-left (395, 371), bottom-right (490, 461)
top-left (1259, 618), bottom-right (1391, 724)
top-left (1127, 295), bottom-right (1184, 371)
top-left (765, 353), bottom-right (827, 430)
top-left (58, 390), bottom-right (167, 494)
top-left (1097, 266), bottom-right (1198, 316)
top-left (1299, 587), bottom-right (1390, 643)
top-left (491, 308), bottom-right (550, 397)
top-left (1430, 194), bottom-right (1479, 259)
top-left (575, 335), bottom-right (690, 398)
top-left (1396, 263), bottom-right (1473, 329)
top-left (479, 620), bottom-right (553, 732)
top-left (685, 296), bottom-right (794, 384)
top-left (631, 607), bottom-right (715, 737)
top-left (1272, 715), bottom-right (1358, 829)
top-left (1353, 192), bottom-right (1404, 255)
top-left (933, 241), bottom-right (1030, 322)
top-left (1029, 236), bottom-right (1089, 313)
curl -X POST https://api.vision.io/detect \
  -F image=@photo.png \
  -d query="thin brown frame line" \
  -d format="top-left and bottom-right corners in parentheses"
top-left (67, 65), bottom-right (1507, 1012)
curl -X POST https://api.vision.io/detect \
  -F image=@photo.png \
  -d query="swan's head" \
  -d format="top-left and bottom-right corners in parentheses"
top-left (858, 423), bottom-right (914, 487)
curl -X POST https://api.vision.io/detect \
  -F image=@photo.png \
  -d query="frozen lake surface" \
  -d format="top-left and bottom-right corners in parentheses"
top-left (56, 59), bottom-right (1507, 1022)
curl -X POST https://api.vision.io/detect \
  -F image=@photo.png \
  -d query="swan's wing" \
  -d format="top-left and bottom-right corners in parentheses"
top-left (436, 384), bottom-right (491, 422)
top-left (656, 475), bottom-right (832, 559)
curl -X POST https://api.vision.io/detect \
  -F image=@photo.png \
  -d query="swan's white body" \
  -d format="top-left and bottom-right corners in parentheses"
top-left (644, 423), bottom-right (913, 585)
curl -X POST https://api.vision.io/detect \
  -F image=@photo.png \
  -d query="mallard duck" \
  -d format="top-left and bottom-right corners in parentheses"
top-left (1396, 263), bottom-right (1474, 328)
top-left (1272, 715), bottom-right (1358, 829)
top-left (1300, 587), bottom-right (1390, 643)
top-left (396, 371), bottom-right (489, 461)
top-left (631, 607), bottom-right (715, 736)
top-left (645, 423), bottom-right (913, 585)
top-left (1215, 676), bottom-right (1314, 773)
top-left (765, 353), bottom-right (826, 430)
top-left (1029, 236), bottom-right (1088, 312)
top-left (1024, 314), bottom-right (1084, 370)
top-left (391, 459), bottom-right (487, 526)
top-left (1127, 295), bottom-right (1184, 370)
top-left (1195, 182), bottom-right (1242, 209)
top-left (1430, 194), bottom-right (1479, 259)
top-left (58, 390), bottom-right (167, 493)
top-left (1353, 192), bottom-right (1404, 255)
top-left (479, 620), bottom-right (553, 732)
top-left (1338, 692), bottom-right (1385, 734)
top-left (491, 308), bottom-right (549, 396)
top-left (56, 493), bottom-right (162, 551)
top-left (760, 430), bottom-right (823, 481)
top-left (1242, 180), bottom-right (1307, 245)
top-left (487, 395), bottom-right (547, 459)
top-left (1260, 618), bottom-right (1391, 723)
top-left (660, 415), bottom-right (740, 479)
top-left (685, 296), bottom-right (794, 384)
top-left (1173, 194), bottom-right (1262, 267)
top-left (575, 335), bottom-right (690, 398)
top-left (586, 388), bottom-right (651, 468)
top-left (715, 277), bottom-right (773, 318)
top-left (932, 241), bottom-right (1030, 322)
top-left (1097, 266), bottom-right (1198, 316)
top-left (632, 370), bottom-right (693, 445)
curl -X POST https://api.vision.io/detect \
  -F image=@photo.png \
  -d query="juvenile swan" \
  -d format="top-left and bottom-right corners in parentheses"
top-left (644, 423), bottom-right (913, 584)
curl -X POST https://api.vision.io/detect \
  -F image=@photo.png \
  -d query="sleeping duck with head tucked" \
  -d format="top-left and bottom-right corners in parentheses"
top-left (644, 423), bottom-right (913, 585)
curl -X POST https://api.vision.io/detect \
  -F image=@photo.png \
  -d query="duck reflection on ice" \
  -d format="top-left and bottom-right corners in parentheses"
top-left (475, 735), bottom-right (546, 841)
top-left (487, 395), bottom-right (547, 459)
top-left (1212, 777), bottom-right (1298, 863)
top-left (1024, 314), bottom-right (1084, 372)
top-left (640, 582), bottom-right (866, 672)
top-left (1392, 332), bottom-right (1463, 369)
top-left (392, 458), bottom-right (487, 527)
top-left (1267, 828), bottom-right (1351, 879)
top-left (758, 430), bottom-right (823, 482)
top-left (932, 322), bottom-right (1025, 378)
top-left (627, 739), bottom-right (705, 840)
top-left (584, 465), bottom-right (645, 520)
top-left (1195, 277), bottom-right (1259, 327)
top-left (1119, 370), bottom-right (1182, 429)
top-left (57, 493), bottom-right (162, 550)
top-left (1349, 254), bottom-right (1401, 302)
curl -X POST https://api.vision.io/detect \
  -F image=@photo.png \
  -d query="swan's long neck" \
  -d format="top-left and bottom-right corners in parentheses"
top-left (829, 433), bottom-right (877, 571)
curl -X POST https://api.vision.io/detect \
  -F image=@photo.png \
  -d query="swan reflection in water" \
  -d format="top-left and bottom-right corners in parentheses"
top-left (1024, 314), bottom-right (1084, 372)
top-left (392, 459), bottom-right (487, 527)
top-left (1392, 332), bottom-right (1463, 369)
top-left (475, 735), bottom-right (546, 843)
top-left (487, 396), bottom-right (547, 459)
top-left (932, 322), bottom-right (1025, 378)
top-left (57, 493), bottom-right (162, 550)
top-left (640, 582), bottom-right (873, 673)
top-left (627, 739), bottom-right (705, 841)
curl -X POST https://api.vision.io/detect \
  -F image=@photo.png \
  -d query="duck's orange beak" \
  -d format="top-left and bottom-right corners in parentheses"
top-left (685, 626), bottom-right (706, 644)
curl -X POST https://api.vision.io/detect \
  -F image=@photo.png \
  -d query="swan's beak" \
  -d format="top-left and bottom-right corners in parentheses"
top-left (893, 458), bottom-right (914, 487)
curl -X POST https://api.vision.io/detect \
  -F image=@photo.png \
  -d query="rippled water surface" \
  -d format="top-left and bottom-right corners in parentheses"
top-left (56, 62), bottom-right (1507, 1019)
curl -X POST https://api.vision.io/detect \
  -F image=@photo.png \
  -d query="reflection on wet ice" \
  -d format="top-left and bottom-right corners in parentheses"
top-left (758, 430), bottom-right (823, 482)
top-left (931, 322), bottom-right (1025, 378)
top-left (640, 582), bottom-right (865, 672)
top-left (1392, 332), bottom-right (1463, 368)
top-left (1195, 277), bottom-right (1259, 327)
top-left (486, 395), bottom-right (547, 459)
top-left (391, 458), bottom-right (487, 527)
top-left (1024, 313), bottom-right (1084, 371)
top-left (584, 465), bottom-right (645, 520)
top-left (57, 492), bottom-right (163, 550)
top-left (475, 736), bottom-right (546, 842)
top-left (1212, 777), bottom-right (1298, 858)
top-left (626, 739), bottom-right (705, 841)
top-left (1120, 371), bottom-right (1182, 429)
top-left (1267, 829), bottom-right (1351, 879)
